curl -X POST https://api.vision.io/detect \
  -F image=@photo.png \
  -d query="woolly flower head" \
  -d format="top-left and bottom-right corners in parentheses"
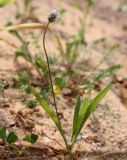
top-left (48, 10), bottom-right (58, 23)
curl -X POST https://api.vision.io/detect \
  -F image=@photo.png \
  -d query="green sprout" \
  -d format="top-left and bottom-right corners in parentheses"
top-left (0, 126), bottom-right (38, 151)
top-left (0, 127), bottom-right (18, 145)
top-left (23, 133), bottom-right (38, 144)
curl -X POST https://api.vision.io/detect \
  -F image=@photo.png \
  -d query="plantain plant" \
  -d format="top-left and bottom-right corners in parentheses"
top-left (31, 10), bottom-right (112, 159)
top-left (1, 2), bottom-right (112, 158)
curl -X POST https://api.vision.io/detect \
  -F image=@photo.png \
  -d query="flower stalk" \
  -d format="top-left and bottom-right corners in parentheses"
top-left (42, 10), bottom-right (59, 120)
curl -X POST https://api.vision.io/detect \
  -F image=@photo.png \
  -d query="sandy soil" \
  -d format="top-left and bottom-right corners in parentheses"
top-left (0, 0), bottom-right (127, 159)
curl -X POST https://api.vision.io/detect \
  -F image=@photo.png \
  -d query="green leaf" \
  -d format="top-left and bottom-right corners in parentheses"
top-left (71, 82), bottom-right (112, 147)
top-left (71, 98), bottom-right (88, 142)
top-left (31, 87), bottom-right (68, 148)
top-left (0, 0), bottom-right (16, 7)
top-left (7, 132), bottom-right (18, 144)
top-left (23, 133), bottom-right (38, 144)
top-left (80, 82), bottom-right (112, 132)
top-left (72, 95), bottom-right (81, 139)
top-left (78, 98), bottom-right (89, 123)
top-left (32, 87), bottom-right (61, 128)
top-left (0, 127), bottom-right (7, 140)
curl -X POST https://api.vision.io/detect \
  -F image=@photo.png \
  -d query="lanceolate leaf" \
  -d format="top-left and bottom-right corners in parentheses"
top-left (32, 87), bottom-right (61, 128)
top-left (83, 82), bottom-right (112, 122)
top-left (71, 82), bottom-right (112, 147)
top-left (72, 95), bottom-right (81, 139)
top-left (71, 98), bottom-right (88, 142)
top-left (79, 82), bottom-right (111, 135)
top-left (31, 87), bottom-right (68, 148)
top-left (79, 98), bottom-right (89, 122)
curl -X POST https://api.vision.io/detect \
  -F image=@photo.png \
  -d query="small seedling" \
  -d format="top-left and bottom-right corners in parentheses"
top-left (0, 127), bottom-right (18, 144)
top-left (23, 133), bottom-right (38, 144)
top-left (7, 132), bottom-right (18, 144)
top-left (0, 126), bottom-right (38, 146)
